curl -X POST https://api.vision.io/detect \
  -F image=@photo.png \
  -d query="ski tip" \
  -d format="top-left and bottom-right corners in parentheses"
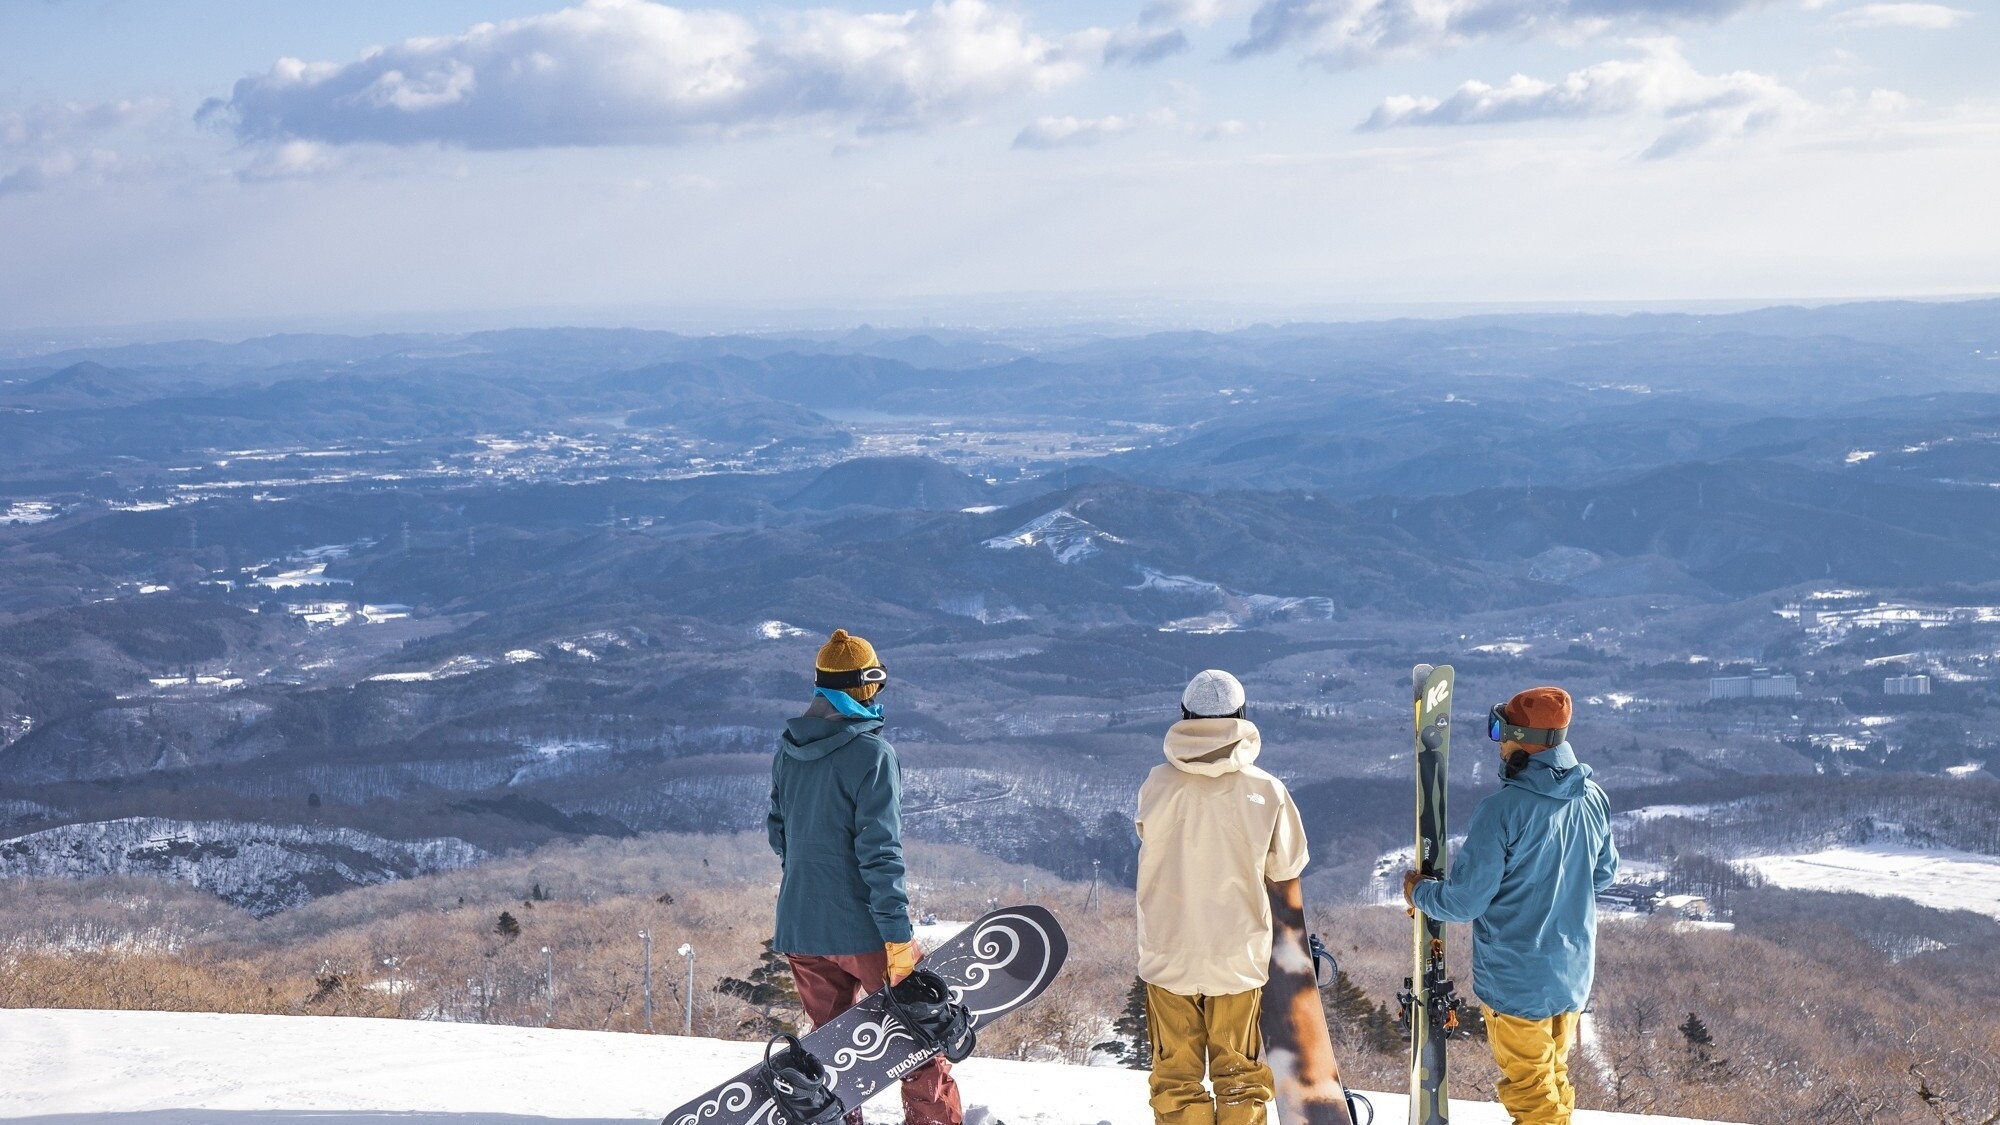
top-left (1411, 663), bottom-right (1433, 698)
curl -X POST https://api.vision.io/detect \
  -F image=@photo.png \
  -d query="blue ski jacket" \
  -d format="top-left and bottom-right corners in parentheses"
top-left (1411, 742), bottom-right (1619, 1020)
top-left (767, 706), bottom-right (914, 955)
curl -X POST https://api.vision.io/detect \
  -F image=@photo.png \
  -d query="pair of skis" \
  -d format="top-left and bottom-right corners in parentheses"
top-left (1402, 663), bottom-right (1461, 1125)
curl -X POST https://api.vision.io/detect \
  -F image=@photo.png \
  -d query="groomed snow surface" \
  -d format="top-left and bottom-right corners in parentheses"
top-left (0, 1008), bottom-right (1733, 1125)
top-left (1739, 844), bottom-right (2000, 920)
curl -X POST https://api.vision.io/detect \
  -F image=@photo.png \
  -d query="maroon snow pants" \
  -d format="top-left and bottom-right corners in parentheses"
top-left (786, 947), bottom-right (963, 1125)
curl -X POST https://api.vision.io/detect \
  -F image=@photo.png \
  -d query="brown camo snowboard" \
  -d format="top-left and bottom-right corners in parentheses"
top-left (1261, 877), bottom-right (1357, 1125)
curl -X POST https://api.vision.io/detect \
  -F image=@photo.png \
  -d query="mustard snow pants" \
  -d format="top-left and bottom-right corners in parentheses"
top-left (1145, 983), bottom-right (1274, 1125)
top-left (1484, 1006), bottom-right (1580, 1125)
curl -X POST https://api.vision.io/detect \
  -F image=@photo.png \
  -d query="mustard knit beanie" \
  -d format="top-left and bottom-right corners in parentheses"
top-left (815, 629), bottom-right (884, 702)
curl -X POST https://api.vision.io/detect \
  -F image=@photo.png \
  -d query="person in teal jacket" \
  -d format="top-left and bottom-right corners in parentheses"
top-left (766, 629), bottom-right (959, 1125)
top-left (1403, 686), bottom-right (1617, 1125)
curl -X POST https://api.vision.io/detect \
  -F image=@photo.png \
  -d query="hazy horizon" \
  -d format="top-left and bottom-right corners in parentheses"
top-left (4, 0), bottom-right (1994, 333)
top-left (6, 289), bottom-right (1998, 360)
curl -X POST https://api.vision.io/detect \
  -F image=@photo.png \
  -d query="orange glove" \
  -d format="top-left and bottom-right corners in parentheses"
top-left (885, 940), bottom-right (919, 986)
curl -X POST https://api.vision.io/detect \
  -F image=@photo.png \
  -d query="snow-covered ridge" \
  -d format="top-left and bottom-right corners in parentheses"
top-left (984, 508), bottom-right (1122, 564)
top-left (0, 1008), bottom-right (1740, 1125)
top-left (1131, 567), bottom-right (1335, 634)
top-left (0, 817), bottom-right (485, 916)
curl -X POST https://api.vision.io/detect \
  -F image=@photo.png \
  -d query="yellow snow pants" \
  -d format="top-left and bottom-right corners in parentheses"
top-left (1145, 983), bottom-right (1274, 1125)
top-left (1484, 1006), bottom-right (1579, 1125)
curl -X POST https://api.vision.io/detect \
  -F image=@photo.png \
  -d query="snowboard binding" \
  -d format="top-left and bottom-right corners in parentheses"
top-left (886, 968), bottom-right (977, 1062)
top-left (1308, 933), bottom-right (1337, 988)
top-left (760, 1034), bottom-right (848, 1125)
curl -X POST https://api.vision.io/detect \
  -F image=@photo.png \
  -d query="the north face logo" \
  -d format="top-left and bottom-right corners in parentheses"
top-left (1246, 793), bottom-right (1266, 805)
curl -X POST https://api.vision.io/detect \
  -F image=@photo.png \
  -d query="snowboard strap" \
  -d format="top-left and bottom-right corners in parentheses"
top-left (760, 1034), bottom-right (848, 1125)
top-left (885, 968), bottom-right (978, 1063)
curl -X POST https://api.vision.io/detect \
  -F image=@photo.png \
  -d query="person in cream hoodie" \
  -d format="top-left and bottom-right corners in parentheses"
top-left (1135, 669), bottom-right (1310, 1125)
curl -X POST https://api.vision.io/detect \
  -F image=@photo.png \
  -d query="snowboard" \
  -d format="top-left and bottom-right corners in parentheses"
top-left (1403, 664), bottom-right (1460, 1125)
top-left (1262, 876), bottom-right (1358, 1125)
top-left (660, 905), bottom-right (1068, 1125)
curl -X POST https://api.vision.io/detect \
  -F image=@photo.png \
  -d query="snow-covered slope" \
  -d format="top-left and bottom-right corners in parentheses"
top-left (0, 1008), bottom-right (1737, 1125)
top-left (1739, 844), bottom-right (2000, 919)
top-left (0, 817), bottom-right (484, 915)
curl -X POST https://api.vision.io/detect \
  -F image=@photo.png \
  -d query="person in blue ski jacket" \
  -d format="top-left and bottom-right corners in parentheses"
top-left (1402, 685), bottom-right (1618, 1125)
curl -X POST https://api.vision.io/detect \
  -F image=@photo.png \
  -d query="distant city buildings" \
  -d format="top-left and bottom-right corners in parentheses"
top-left (1883, 674), bottom-right (1932, 696)
top-left (1710, 667), bottom-right (1799, 700)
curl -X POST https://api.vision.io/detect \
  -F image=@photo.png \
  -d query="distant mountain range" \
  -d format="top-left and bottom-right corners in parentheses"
top-left (4, 297), bottom-right (2000, 912)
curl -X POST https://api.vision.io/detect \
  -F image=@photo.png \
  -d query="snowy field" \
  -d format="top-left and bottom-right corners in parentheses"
top-left (1739, 845), bottom-right (2000, 920)
top-left (0, 1008), bottom-right (1736, 1125)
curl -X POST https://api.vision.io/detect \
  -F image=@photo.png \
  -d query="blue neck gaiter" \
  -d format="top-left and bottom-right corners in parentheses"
top-left (814, 686), bottom-right (883, 721)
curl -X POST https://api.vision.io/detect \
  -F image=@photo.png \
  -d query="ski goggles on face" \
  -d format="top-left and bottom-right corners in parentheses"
top-left (1487, 703), bottom-right (1566, 747)
top-left (815, 665), bottom-right (888, 691)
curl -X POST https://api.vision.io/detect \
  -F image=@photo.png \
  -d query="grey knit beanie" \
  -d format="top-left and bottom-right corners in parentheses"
top-left (1181, 669), bottom-right (1246, 718)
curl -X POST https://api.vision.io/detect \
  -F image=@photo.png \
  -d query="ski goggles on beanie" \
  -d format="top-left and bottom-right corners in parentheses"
top-left (1487, 703), bottom-right (1567, 747)
top-left (814, 665), bottom-right (888, 691)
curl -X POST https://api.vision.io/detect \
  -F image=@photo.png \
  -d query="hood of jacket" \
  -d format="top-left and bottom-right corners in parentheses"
top-left (1503, 741), bottom-right (1594, 801)
top-left (1161, 718), bottom-right (1261, 777)
top-left (782, 713), bottom-right (884, 762)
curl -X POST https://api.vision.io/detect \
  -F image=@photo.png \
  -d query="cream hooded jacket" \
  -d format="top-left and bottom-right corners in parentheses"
top-left (1135, 718), bottom-right (1310, 997)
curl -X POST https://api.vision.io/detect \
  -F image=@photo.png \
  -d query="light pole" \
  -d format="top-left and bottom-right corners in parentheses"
top-left (542, 946), bottom-right (554, 1026)
top-left (641, 929), bottom-right (653, 1033)
top-left (677, 942), bottom-right (695, 1035)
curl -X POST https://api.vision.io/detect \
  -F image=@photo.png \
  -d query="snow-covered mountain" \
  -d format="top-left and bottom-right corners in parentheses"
top-left (0, 817), bottom-right (484, 915)
top-left (0, 1008), bottom-right (1740, 1125)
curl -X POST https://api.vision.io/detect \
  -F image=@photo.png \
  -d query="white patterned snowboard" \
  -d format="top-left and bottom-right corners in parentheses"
top-left (660, 905), bottom-right (1068, 1125)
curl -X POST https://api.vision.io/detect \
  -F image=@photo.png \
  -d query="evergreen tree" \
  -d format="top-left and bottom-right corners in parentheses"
top-left (530, 882), bottom-right (551, 902)
top-left (1327, 970), bottom-right (1406, 1055)
top-left (716, 939), bottom-right (802, 1036)
top-left (1092, 977), bottom-right (1153, 1069)
top-left (306, 792), bottom-right (321, 809)
top-left (1363, 1001), bottom-right (1406, 1055)
top-left (1325, 970), bottom-right (1373, 1024)
top-left (495, 911), bottom-right (521, 938)
top-left (1680, 1010), bottom-right (1726, 1079)
top-left (1680, 1011), bottom-right (1713, 1049)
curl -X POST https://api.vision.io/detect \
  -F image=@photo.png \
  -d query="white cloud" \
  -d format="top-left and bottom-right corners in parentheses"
top-left (0, 97), bottom-right (173, 196)
top-left (1, 98), bottom-right (170, 151)
top-left (1104, 23), bottom-right (1191, 64)
top-left (237, 140), bottom-right (342, 182)
top-left (0, 149), bottom-right (127, 196)
top-left (1140, 0), bottom-right (1258, 25)
top-left (1359, 41), bottom-right (1807, 157)
top-left (1234, 0), bottom-right (1772, 65)
top-left (202, 0), bottom-right (1100, 150)
top-left (1013, 113), bottom-right (1143, 148)
top-left (1832, 2), bottom-right (1971, 28)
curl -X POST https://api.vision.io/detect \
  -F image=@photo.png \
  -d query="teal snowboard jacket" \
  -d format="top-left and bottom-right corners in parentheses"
top-left (766, 708), bottom-right (913, 955)
top-left (1411, 742), bottom-right (1619, 1020)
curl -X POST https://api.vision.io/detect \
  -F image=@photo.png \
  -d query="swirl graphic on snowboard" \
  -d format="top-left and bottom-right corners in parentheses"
top-left (662, 906), bottom-right (1068, 1125)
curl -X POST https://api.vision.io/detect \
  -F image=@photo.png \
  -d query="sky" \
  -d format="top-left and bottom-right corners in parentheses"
top-left (0, 0), bottom-right (1995, 336)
